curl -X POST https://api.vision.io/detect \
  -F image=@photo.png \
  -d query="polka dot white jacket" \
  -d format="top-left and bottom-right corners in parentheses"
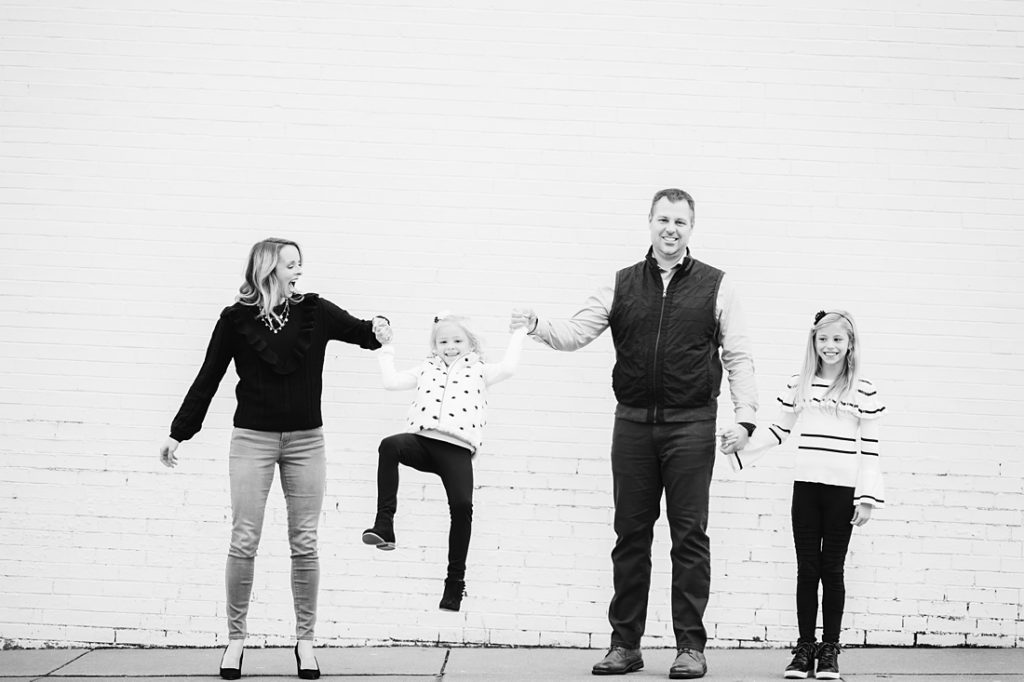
top-left (378, 327), bottom-right (526, 454)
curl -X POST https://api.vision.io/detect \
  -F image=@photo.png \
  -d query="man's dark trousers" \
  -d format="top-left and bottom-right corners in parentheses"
top-left (607, 417), bottom-right (717, 651)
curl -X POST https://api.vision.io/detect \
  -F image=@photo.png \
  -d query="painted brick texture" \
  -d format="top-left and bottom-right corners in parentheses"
top-left (2, 1), bottom-right (1022, 649)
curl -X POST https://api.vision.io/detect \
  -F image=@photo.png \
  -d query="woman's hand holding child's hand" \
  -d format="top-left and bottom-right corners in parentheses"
top-left (373, 317), bottom-right (393, 345)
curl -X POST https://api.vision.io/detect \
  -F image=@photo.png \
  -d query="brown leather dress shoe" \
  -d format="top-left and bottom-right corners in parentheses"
top-left (669, 648), bottom-right (707, 679)
top-left (592, 646), bottom-right (644, 675)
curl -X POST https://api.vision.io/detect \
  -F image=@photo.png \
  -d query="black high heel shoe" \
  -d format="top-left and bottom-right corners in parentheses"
top-left (219, 648), bottom-right (243, 680)
top-left (294, 643), bottom-right (321, 680)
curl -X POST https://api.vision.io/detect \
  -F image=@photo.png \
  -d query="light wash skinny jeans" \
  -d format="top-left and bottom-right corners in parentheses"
top-left (226, 427), bottom-right (325, 641)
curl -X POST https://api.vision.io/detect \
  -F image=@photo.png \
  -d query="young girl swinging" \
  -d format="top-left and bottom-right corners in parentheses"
top-left (363, 312), bottom-right (527, 612)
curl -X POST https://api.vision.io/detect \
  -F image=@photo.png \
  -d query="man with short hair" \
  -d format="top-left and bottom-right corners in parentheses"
top-left (511, 188), bottom-right (757, 679)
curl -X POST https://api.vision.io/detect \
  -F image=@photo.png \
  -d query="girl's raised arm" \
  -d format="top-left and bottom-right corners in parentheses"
top-left (378, 344), bottom-right (419, 391)
top-left (482, 326), bottom-right (528, 386)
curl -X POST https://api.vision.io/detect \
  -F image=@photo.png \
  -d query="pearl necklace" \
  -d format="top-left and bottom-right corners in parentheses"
top-left (260, 300), bottom-right (290, 334)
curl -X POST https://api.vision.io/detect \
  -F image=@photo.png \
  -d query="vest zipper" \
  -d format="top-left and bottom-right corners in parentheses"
top-left (440, 355), bottom-right (472, 420)
top-left (441, 358), bottom-right (459, 404)
top-left (651, 286), bottom-right (668, 423)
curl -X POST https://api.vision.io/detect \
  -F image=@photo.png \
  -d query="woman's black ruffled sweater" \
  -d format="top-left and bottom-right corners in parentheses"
top-left (170, 294), bottom-right (381, 442)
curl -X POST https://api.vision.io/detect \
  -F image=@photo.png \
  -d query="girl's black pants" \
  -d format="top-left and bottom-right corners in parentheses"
top-left (376, 433), bottom-right (474, 580)
top-left (791, 480), bottom-right (855, 643)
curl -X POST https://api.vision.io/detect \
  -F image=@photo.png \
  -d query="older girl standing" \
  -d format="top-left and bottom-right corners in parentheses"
top-left (720, 310), bottom-right (885, 680)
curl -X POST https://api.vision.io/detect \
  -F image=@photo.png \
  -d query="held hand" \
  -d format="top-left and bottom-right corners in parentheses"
top-left (851, 503), bottom-right (873, 527)
top-left (510, 307), bottom-right (537, 333)
top-left (717, 427), bottom-right (737, 454)
top-left (159, 437), bottom-right (181, 468)
top-left (372, 316), bottom-right (393, 345)
top-left (717, 424), bottom-right (748, 454)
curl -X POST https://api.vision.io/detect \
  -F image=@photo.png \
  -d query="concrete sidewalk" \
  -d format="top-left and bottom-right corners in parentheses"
top-left (1, 646), bottom-right (1022, 681)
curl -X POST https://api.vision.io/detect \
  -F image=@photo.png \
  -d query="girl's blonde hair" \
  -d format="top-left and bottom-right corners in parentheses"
top-left (237, 238), bottom-right (305, 321)
top-left (792, 309), bottom-right (860, 413)
top-left (429, 312), bottom-right (485, 361)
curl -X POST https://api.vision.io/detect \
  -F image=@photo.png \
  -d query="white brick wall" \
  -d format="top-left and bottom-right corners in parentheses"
top-left (2, 0), bottom-right (1022, 649)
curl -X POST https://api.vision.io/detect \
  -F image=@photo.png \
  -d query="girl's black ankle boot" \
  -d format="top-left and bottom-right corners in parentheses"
top-left (438, 578), bottom-right (466, 612)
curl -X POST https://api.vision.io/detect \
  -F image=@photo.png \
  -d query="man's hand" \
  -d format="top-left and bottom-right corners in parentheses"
top-left (717, 424), bottom-right (750, 454)
top-left (510, 308), bottom-right (537, 333)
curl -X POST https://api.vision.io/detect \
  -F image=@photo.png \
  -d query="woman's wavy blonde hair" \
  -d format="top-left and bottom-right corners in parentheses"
top-left (237, 238), bottom-right (305, 321)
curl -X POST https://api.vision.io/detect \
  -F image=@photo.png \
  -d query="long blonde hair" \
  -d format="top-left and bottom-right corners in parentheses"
top-left (237, 238), bottom-right (305, 321)
top-left (792, 310), bottom-right (860, 413)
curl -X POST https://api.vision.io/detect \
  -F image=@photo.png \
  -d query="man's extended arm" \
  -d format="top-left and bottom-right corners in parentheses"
top-left (515, 283), bottom-right (614, 351)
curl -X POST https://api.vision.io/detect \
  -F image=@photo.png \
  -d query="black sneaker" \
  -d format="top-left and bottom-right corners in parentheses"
top-left (361, 524), bottom-right (395, 550)
top-left (438, 578), bottom-right (466, 612)
top-left (815, 641), bottom-right (841, 680)
top-left (784, 641), bottom-right (816, 679)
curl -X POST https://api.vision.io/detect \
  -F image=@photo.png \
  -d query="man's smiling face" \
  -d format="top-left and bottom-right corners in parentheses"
top-left (648, 196), bottom-right (694, 265)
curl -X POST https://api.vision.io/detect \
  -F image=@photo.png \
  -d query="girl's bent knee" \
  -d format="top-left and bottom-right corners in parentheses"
top-left (379, 433), bottom-right (414, 453)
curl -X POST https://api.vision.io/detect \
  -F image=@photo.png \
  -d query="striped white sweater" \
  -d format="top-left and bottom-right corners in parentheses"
top-left (725, 375), bottom-right (886, 507)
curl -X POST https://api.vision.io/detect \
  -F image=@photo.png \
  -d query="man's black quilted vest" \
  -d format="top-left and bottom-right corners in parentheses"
top-left (608, 251), bottom-right (724, 423)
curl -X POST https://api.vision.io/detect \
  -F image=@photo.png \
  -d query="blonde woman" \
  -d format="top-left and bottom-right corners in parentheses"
top-left (159, 238), bottom-right (391, 680)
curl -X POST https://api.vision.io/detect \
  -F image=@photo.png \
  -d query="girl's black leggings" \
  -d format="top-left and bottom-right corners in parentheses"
top-left (375, 433), bottom-right (474, 581)
top-left (791, 481), bottom-right (855, 643)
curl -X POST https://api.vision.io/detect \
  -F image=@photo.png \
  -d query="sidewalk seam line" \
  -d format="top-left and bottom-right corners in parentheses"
top-left (39, 648), bottom-right (95, 678)
top-left (437, 647), bottom-right (452, 678)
